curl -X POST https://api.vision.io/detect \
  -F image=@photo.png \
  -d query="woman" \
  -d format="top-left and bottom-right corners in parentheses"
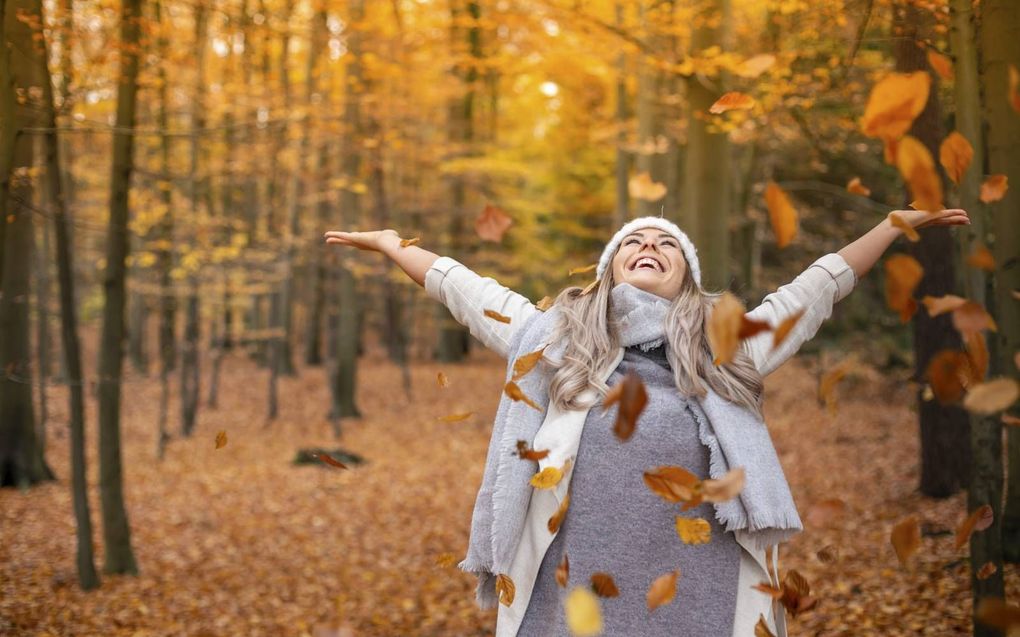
top-left (325, 208), bottom-right (968, 637)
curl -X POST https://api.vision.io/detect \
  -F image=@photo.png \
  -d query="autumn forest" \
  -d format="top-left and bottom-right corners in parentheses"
top-left (1, 0), bottom-right (1019, 635)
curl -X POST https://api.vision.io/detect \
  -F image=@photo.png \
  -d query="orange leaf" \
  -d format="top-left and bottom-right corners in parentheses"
top-left (980, 174), bottom-right (1008, 203)
top-left (772, 310), bottom-right (805, 349)
top-left (675, 517), bottom-right (711, 545)
top-left (977, 562), bottom-right (998, 580)
top-left (547, 491), bottom-right (570, 533)
top-left (939, 132), bottom-right (973, 185)
top-left (504, 381), bottom-right (542, 411)
top-left (805, 498), bottom-right (846, 528)
top-left (735, 54), bottom-right (776, 79)
top-left (516, 440), bottom-right (551, 461)
top-left (214, 430), bottom-right (227, 449)
top-left (752, 582), bottom-right (784, 599)
top-left (966, 243), bottom-right (996, 271)
top-left (702, 467), bottom-right (746, 503)
top-left (496, 573), bottom-right (516, 607)
top-left (484, 309), bottom-right (511, 324)
top-left (315, 452), bottom-right (349, 470)
top-left (952, 301), bottom-right (998, 336)
top-left (816, 545), bottom-right (839, 564)
top-left (1010, 65), bottom-right (1020, 114)
top-left (779, 570), bottom-right (816, 617)
top-left (568, 264), bottom-right (597, 276)
top-left (556, 554), bottom-right (569, 588)
top-left (512, 346), bottom-right (547, 381)
top-left (860, 71), bottom-right (931, 140)
top-left (928, 50), bottom-right (954, 81)
top-left (890, 515), bottom-right (921, 566)
top-left (646, 569), bottom-right (679, 611)
top-left (925, 350), bottom-right (971, 404)
top-left (975, 598), bottom-right (1020, 633)
top-left (399, 236), bottom-right (421, 248)
top-left (964, 331), bottom-right (989, 383)
top-left (922, 294), bottom-right (968, 317)
top-left (887, 212), bottom-right (919, 242)
top-left (590, 572), bottom-right (620, 598)
top-left (955, 504), bottom-right (994, 550)
top-left (536, 296), bottom-right (554, 311)
top-left (602, 371), bottom-right (648, 441)
top-left (475, 203), bottom-right (512, 242)
top-left (754, 614), bottom-right (777, 637)
top-left (709, 91), bottom-right (756, 114)
top-left (896, 136), bottom-right (944, 212)
top-left (884, 254), bottom-right (924, 322)
top-left (643, 465), bottom-right (702, 506)
top-left (579, 279), bottom-right (600, 296)
top-left (436, 372), bottom-right (449, 388)
top-left (707, 292), bottom-right (746, 366)
top-left (764, 182), bottom-right (798, 248)
top-left (846, 177), bottom-right (871, 196)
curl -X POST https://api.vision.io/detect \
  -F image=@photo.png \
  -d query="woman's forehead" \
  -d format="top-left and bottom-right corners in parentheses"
top-left (625, 227), bottom-right (677, 239)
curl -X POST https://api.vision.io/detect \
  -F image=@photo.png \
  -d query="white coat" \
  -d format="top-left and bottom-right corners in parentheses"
top-left (424, 252), bottom-right (858, 637)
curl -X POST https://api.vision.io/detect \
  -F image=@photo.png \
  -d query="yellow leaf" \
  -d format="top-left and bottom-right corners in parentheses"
top-left (484, 309), bottom-right (512, 323)
top-left (564, 587), bottom-right (603, 636)
top-left (628, 172), bottom-right (667, 202)
top-left (436, 372), bottom-right (449, 388)
top-left (939, 132), bottom-right (973, 185)
top-left (860, 71), bottom-right (931, 140)
top-left (980, 174), bottom-right (1008, 203)
top-left (888, 212), bottom-right (920, 242)
top-left (399, 237), bottom-right (421, 248)
top-left (735, 54), bottom-right (776, 79)
top-left (646, 569), bottom-right (679, 611)
top-left (530, 466), bottom-right (563, 490)
top-left (505, 380), bottom-right (543, 411)
top-left (214, 430), bottom-right (227, 449)
top-left (764, 182), bottom-right (797, 248)
top-left (496, 573), bottom-right (515, 607)
top-left (568, 264), bottom-right (597, 276)
top-left (675, 517), bottom-right (711, 545)
top-left (896, 136), bottom-right (944, 213)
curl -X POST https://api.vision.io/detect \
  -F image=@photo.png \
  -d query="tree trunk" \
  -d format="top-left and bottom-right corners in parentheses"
top-left (613, 3), bottom-right (630, 229)
top-left (893, 3), bottom-right (972, 499)
top-left (34, 179), bottom-right (51, 439)
top-left (97, 0), bottom-right (142, 575)
top-left (155, 0), bottom-right (175, 458)
top-left (981, 0), bottom-right (1020, 568)
top-left (635, 0), bottom-right (669, 218)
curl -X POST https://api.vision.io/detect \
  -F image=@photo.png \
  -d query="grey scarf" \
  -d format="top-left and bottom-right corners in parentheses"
top-left (460, 284), bottom-right (803, 609)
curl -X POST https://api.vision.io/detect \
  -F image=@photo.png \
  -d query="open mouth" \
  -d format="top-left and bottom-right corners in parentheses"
top-left (629, 256), bottom-right (665, 273)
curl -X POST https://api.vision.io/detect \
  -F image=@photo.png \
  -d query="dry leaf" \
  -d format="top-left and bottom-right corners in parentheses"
top-left (890, 515), bottom-right (921, 566)
top-left (764, 182), bottom-right (797, 248)
top-left (707, 292), bottom-right (746, 365)
top-left (399, 237), bottom-right (420, 248)
top-left (754, 614), bottom-right (777, 637)
top-left (579, 279), bottom-right (600, 296)
top-left (315, 452), bottom-right (349, 470)
top-left (568, 264), bottom-right (597, 276)
top-left (602, 372), bottom-right (648, 441)
top-left (846, 177), bottom-right (871, 196)
top-left (752, 582), bottom-right (784, 599)
top-left (436, 372), bottom-right (449, 388)
top-left (772, 310), bottom-right (805, 349)
top-left (590, 572), bottom-right (619, 598)
top-left (548, 492), bottom-right (570, 533)
top-left (709, 91), bottom-right (756, 114)
top-left (888, 211), bottom-right (920, 242)
top-left (436, 412), bottom-right (474, 423)
top-left (556, 554), bottom-right (570, 588)
top-left (675, 517), bottom-right (711, 545)
top-left (475, 203), bottom-right (512, 242)
top-left (1003, 413), bottom-right (1020, 427)
top-left (735, 54), bottom-right (776, 78)
top-left (927, 50), bottom-right (954, 81)
top-left (896, 135), bottom-right (944, 213)
top-left (504, 381), bottom-right (542, 411)
top-left (816, 545), bottom-right (839, 564)
top-left (565, 586), bottom-right (603, 636)
top-left (702, 467), bottom-right (746, 503)
top-left (884, 254), bottom-right (924, 322)
top-left (215, 430), bottom-right (227, 449)
top-left (513, 347), bottom-right (547, 381)
top-left (484, 309), bottom-right (512, 324)
top-left (1010, 64), bottom-right (1020, 113)
top-left (779, 570), bottom-right (816, 617)
top-left (975, 598), bottom-right (1020, 632)
top-left (980, 174), bottom-right (1008, 203)
top-left (536, 296), bottom-right (555, 311)
top-left (977, 562), bottom-right (997, 580)
top-left (922, 294), bottom-right (968, 317)
top-left (963, 378), bottom-right (1020, 415)
top-left (966, 243), bottom-right (996, 272)
top-left (530, 466), bottom-right (563, 490)
top-left (643, 466), bottom-right (702, 506)
top-left (517, 440), bottom-right (551, 461)
top-left (952, 301), bottom-right (998, 335)
top-left (496, 573), bottom-right (515, 607)
top-left (955, 504), bottom-right (995, 550)
top-left (939, 132), bottom-right (973, 184)
top-left (860, 71), bottom-right (930, 140)
top-left (629, 172), bottom-right (667, 202)
top-left (925, 350), bottom-right (971, 404)
top-left (646, 569), bottom-right (679, 611)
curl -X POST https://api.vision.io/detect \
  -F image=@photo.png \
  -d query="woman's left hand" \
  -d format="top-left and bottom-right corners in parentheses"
top-left (890, 207), bottom-right (971, 231)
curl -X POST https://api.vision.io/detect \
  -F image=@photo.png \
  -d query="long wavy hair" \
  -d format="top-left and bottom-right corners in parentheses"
top-left (546, 258), bottom-right (765, 419)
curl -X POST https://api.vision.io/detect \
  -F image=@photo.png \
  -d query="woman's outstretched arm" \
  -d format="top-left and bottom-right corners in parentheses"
top-left (323, 229), bottom-right (437, 286)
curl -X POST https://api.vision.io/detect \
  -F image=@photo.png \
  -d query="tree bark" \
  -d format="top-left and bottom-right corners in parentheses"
top-left (155, 0), bottom-right (175, 458)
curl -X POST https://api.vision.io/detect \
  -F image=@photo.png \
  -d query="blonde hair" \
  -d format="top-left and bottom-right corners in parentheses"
top-left (546, 265), bottom-right (764, 419)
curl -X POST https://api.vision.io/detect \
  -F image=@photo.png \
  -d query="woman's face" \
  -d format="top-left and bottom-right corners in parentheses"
top-left (610, 227), bottom-right (688, 300)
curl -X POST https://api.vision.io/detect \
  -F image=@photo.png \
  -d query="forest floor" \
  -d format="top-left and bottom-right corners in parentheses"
top-left (1, 347), bottom-right (1017, 637)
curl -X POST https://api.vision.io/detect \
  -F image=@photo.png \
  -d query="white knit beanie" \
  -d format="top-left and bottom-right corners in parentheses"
top-left (595, 216), bottom-right (701, 287)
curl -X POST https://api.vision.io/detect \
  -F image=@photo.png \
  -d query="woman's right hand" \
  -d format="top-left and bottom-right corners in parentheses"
top-left (323, 229), bottom-right (400, 254)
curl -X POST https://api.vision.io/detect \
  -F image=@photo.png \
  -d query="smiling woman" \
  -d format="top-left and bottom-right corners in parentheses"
top-left (324, 206), bottom-right (969, 637)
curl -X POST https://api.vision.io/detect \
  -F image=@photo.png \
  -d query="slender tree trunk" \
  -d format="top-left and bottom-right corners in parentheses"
top-left (34, 183), bottom-right (51, 438)
top-left (97, 0), bottom-right (143, 575)
top-left (614, 2), bottom-right (630, 228)
top-left (155, 0), bottom-right (174, 458)
top-left (982, 0), bottom-right (1020, 568)
top-left (635, 0), bottom-right (668, 218)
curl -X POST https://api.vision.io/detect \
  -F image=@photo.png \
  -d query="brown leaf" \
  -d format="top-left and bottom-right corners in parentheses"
top-left (955, 505), bottom-right (995, 550)
top-left (643, 465), bottom-right (702, 506)
top-left (707, 292), bottom-right (746, 366)
top-left (1003, 413), bottom-right (1020, 427)
top-left (976, 562), bottom-right (997, 580)
top-left (702, 467), bottom-right (746, 503)
top-left (884, 254), bottom-right (924, 322)
top-left (846, 177), bottom-right (871, 196)
top-left (475, 203), bottom-right (512, 242)
top-left (484, 309), bottom-right (512, 324)
top-left (964, 378), bottom-right (1020, 415)
top-left (739, 316), bottom-right (771, 340)
top-left (980, 174), bottom-right (1009, 203)
top-left (779, 570), bottom-right (816, 617)
top-left (496, 573), bottom-right (515, 607)
top-left (975, 598), bottom-right (1020, 632)
top-left (952, 301), bottom-right (998, 336)
top-left (504, 381), bottom-right (543, 411)
top-left (966, 243), bottom-right (996, 272)
top-left (765, 182), bottom-right (797, 248)
top-left (536, 296), bottom-right (554, 311)
top-left (925, 350), bottom-right (971, 404)
top-left (752, 582), bottom-right (784, 599)
top-left (548, 491), bottom-right (570, 533)
top-left (964, 331), bottom-right (989, 383)
top-left (436, 372), bottom-right (449, 388)
top-left (590, 572), bottom-right (620, 598)
top-left (709, 91), bottom-right (756, 114)
top-left (516, 440), bottom-right (551, 461)
top-left (512, 346), bottom-right (547, 381)
top-left (602, 372), bottom-right (648, 441)
top-left (816, 545), bottom-right (839, 564)
top-left (646, 569), bottom-right (679, 611)
top-left (754, 614), bottom-right (777, 637)
top-left (939, 132), bottom-right (973, 184)
top-left (436, 412), bottom-right (474, 423)
top-left (771, 310), bottom-right (805, 349)
top-left (399, 237), bottom-right (421, 248)
top-left (556, 554), bottom-right (569, 588)
top-left (890, 515), bottom-right (921, 566)
top-left (579, 279), bottom-right (600, 296)
top-left (315, 452), bottom-right (349, 470)
top-left (215, 430), bottom-right (227, 449)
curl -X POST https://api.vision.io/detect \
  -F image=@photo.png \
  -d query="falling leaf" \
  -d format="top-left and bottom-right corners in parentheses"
top-left (922, 295), bottom-right (968, 317)
top-left (590, 573), bottom-right (619, 598)
top-left (643, 465), bottom-right (702, 506)
top-left (860, 71), bottom-right (930, 140)
top-left (475, 203), bottom-right (513, 242)
top-left (709, 91), bottom-right (756, 114)
top-left (548, 491), bottom-right (570, 533)
top-left (556, 554), bottom-right (570, 587)
top-left (896, 136), bottom-right (944, 213)
top-left (646, 569), bottom-right (679, 611)
top-left (846, 177), bottom-right (871, 196)
top-left (1003, 413), bottom-right (1020, 427)
top-left (436, 412), bottom-right (474, 423)
top-left (629, 172), bottom-right (667, 202)
top-left (601, 371), bottom-right (648, 441)
top-left (964, 332), bottom-right (989, 383)
top-left (568, 264), bottom-right (597, 276)
top-left (484, 309), bottom-right (512, 324)
top-left (925, 350), bottom-right (971, 404)
top-left (890, 515), bottom-right (921, 566)
top-left (819, 358), bottom-right (855, 414)
top-left (975, 598), bottom-right (1020, 633)
top-left (952, 301), bottom-right (998, 336)
top-left (505, 381), bottom-right (542, 411)
top-left (739, 315), bottom-right (771, 340)
top-left (579, 279), bottom-right (600, 296)
top-left (939, 132), bottom-right (973, 185)
top-left (752, 582), bottom-right (784, 599)
top-left (436, 372), bottom-right (449, 388)
top-left (884, 254), bottom-right (923, 322)
top-left (1010, 65), bottom-right (1020, 113)
top-left (496, 573), bottom-right (515, 607)
top-left (779, 570), bottom-right (816, 617)
top-left (675, 517), bottom-right (711, 545)
top-left (215, 430), bottom-right (227, 449)
top-left (530, 466), bottom-right (563, 490)
top-left (735, 54), bottom-right (776, 78)
top-left (315, 452), bottom-right (349, 470)
top-left (963, 378), bottom-right (1020, 415)
top-left (536, 296), bottom-right (555, 311)
top-left (816, 545), bottom-right (839, 564)
top-left (513, 346), bottom-right (547, 381)
top-left (966, 243), bottom-right (996, 272)
top-left (517, 440), bottom-right (551, 461)
top-left (955, 504), bottom-right (994, 550)
top-left (565, 587), bottom-right (603, 636)
top-left (703, 468), bottom-right (746, 503)
top-left (764, 182), bottom-right (797, 248)
top-left (977, 562), bottom-right (998, 580)
top-left (888, 211), bottom-right (920, 242)
top-left (771, 310), bottom-right (805, 349)
top-left (399, 237), bottom-right (421, 248)
top-left (927, 50), bottom-right (954, 81)
top-left (980, 174), bottom-right (1008, 203)
top-left (707, 292), bottom-right (746, 365)
top-left (754, 614), bottom-right (777, 637)
top-left (806, 498), bottom-right (846, 528)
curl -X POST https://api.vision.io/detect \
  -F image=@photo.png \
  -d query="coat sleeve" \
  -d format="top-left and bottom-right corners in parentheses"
top-left (424, 256), bottom-right (540, 360)
top-left (740, 252), bottom-right (858, 378)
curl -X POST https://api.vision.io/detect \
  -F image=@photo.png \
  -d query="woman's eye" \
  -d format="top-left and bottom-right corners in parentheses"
top-left (661, 241), bottom-right (677, 248)
top-left (624, 238), bottom-right (640, 245)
